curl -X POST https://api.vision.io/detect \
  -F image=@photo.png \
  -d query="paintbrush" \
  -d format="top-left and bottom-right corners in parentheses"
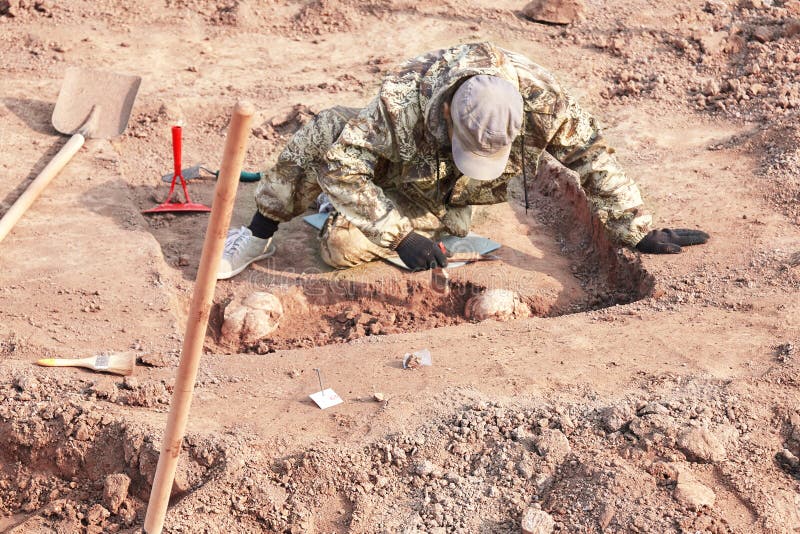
top-left (36, 352), bottom-right (136, 376)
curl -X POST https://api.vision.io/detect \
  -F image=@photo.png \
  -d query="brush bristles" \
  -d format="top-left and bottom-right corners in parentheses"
top-left (105, 353), bottom-right (136, 376)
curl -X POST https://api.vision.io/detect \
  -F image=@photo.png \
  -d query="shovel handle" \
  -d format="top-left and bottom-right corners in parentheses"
top-left (0, 133), bottom-right (85, 245)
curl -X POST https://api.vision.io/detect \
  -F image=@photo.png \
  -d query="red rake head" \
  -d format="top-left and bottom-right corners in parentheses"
top-left (142, 125), bottom-right (212, 214)
top-left (142, 201), bottom-right (211, 214)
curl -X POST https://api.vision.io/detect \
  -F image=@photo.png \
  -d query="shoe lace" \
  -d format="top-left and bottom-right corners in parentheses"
top-left (224, 227), bottom-right (250, 257)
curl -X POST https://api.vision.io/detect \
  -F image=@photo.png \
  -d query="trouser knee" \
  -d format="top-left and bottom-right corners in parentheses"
top-left (318, 214), bottom-right (390, 269)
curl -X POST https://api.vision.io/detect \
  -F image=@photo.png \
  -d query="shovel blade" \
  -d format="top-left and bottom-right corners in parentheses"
top-left (161, 165), bottom-right (204, 183)
top-left (52, 67), bottom-right (142, 139)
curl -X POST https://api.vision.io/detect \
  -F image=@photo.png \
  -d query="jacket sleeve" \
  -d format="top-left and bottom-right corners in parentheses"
top-left (545, 93), bottom-right (652, 247)
top-left (254, 107), bottom-right (358, 222)
top-left (321, 97), bottom-right (414, 249)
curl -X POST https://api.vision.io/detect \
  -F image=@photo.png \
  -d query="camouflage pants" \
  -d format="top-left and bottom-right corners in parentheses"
top-left (318, 208), bottom-right (445, 269)
top-left (255, 106), bottom-right (448, 269)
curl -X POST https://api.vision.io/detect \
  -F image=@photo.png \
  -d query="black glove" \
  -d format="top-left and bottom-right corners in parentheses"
top-left (636, 228), bottom-right (710, 254)
top-left (395, 232), bottom-right (448, 271)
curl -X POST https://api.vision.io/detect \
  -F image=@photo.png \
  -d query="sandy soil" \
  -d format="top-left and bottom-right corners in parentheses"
top-left (1, 0), bottom-right (800, 532)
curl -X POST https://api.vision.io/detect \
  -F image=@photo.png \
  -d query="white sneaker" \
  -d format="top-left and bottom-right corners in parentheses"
top-left (217, 226), bottom-right (275, 280)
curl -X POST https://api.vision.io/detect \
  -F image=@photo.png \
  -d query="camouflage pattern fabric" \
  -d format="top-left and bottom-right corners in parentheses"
top-left (255, 42), bottom-right (652, 258)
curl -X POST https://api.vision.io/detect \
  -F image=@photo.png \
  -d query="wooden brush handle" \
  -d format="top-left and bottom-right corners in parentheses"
top-left (144, 102), bottom-right (254, 534)
top-left (0, 133), bottom-right (85, 244)
top-left (36, 357), bottom-right (92, 367)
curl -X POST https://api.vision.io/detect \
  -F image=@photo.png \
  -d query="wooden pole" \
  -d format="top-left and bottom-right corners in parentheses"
top-left (143, 101), bottom-right (255, 534)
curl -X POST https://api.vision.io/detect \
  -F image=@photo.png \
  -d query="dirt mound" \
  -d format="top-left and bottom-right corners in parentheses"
top-left (205, 375), bottom-right (800, 532)
top-left (0, 371), bottom-right (231, 533)
top-left (290, 0), bottom-right (390, 35)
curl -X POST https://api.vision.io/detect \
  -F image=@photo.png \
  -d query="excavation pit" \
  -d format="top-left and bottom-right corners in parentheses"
top-left (194, 155), bottom-right (655, 353)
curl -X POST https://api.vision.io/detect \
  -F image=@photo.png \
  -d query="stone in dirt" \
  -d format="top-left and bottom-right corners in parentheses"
top-left (673, 469), bottom-right (715, 509)
top-left (699, 31), bottom-right (728, 56)
top-left (752, 26), bottom-right (774, 43)
top-left (414, 459), bottom-right (435, 476)
top-left (522, 0), bottom-right (584, 24)
top-left (521, 507), bottom-right (555, 534)
top-left (103, 473), bottom-right (130, 513)
top-left (222, 292), bottom-right (284, 345)
top-left (465, 289), bottom-right (530, 322)
top-left (534, 428), bottom-right (572, 463)
top-left (677, 427), bottom-right (726, 463)
top-left (600, 403), bottom-right (634, 433)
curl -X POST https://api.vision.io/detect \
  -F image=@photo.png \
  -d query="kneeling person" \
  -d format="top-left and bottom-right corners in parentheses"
top-left (218, 42), bottom-right (708, 280)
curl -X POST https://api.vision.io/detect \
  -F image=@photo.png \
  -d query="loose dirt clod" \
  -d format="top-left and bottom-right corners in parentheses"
top-left (102, 473), bottom-right (130, 513)
top-left (677, 427), bottom-right (727, 463)
top-left (674, 469), bottom-right (716, 510)
top-left (221, 292), bottom-right (284, 346)
top-left (521, 507), bottom-right (555, 534)
top-left (465, 289), bottom-right (531, 322)
top-left (522, 0), bottom-right (585, 24)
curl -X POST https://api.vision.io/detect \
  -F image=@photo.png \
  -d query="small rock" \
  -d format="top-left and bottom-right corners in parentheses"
top-left (600, 403), bottom-right (633, 433)
top-left (521, 507), bottom-right (555, 534)
top-left (73, 422), bottom-right (92, 441)
top-left (677, 427), bottom-right (727, 463)
top-left (599, 502), bottom-right (615, 530)
top-left (103, 474), bottom-right (131, 513)
top-left (749, 83), bottom-right (765, 96)
top-left (465, 289), bottom-right (530, 322)
top-left (373, 392), bottom-right (385, 402)
top-left (752, 26), bottom-right (774, 43)
top-left (122, 376), bottom-right (139, 390)
top-left (221, 292), bottom-right (284, 346)
top-left (86, 503), bottom-right (110, 525)
top-left (0, 0), bottom-right (17, 17)
top-left (702, 79), bottom-right (721, 97)
top-left (789, 412), bottom-right (800, 444)
top-left (673, 470), bottom-right (715, 509)
top-left (725, 34), bottom-right (746, 54)
top-left (534, 428), bottom-right (571, 464)
top-left (638, 402), bottom-right (669, 416)
top-left (90, 380), bottom-right (119, 402)
top-left (784, 19), bottom-right (800, 38)
top-left (522, 0), bottom-right (585, 24)
top-left (414, 459), bottom-right (435, 477)
top-left (699, 31), bottom-right (728, 55)
top-left (12, 373), bottom-right (40, 394)
top-left (177, 255), bottom-right (190, 267)
top-left (517, 458), bottom-right (537, 479)
top-left (777, 448), bottom-right (800, 469)
top-left (137, 353), bottom-right (169, 368)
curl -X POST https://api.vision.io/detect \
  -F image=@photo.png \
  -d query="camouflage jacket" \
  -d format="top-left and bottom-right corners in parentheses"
top-left (264, 42), bottom-right (652, 248)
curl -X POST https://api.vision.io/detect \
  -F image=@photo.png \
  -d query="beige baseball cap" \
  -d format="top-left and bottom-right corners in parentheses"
top-left (450, 75), bottom-right (524, 181)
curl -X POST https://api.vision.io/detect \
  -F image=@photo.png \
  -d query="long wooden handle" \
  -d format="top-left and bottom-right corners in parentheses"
top-left (0, 133), bottom-right (85, 244)
top-left (144, 101), bottom-right (254, 534)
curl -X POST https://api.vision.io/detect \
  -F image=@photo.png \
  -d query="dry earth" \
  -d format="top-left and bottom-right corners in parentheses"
top-left (1, 0), bottom-right (800, 533)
